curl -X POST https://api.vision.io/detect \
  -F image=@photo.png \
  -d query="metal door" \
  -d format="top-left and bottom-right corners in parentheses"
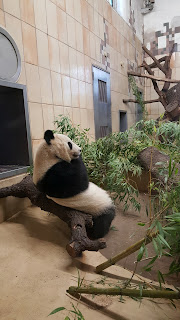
top-left (92, 66), bottom-right (112, 139)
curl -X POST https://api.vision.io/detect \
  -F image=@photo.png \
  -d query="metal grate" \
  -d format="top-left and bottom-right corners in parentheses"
top-left (100, 126), bottom-right (108, 138)
top-left (98, 80), bottom-right (107, 103)
top-left (93, 66), bottom-right (112, 140)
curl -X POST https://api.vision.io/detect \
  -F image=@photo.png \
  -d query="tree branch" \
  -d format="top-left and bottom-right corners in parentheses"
top-left (142, 45), bottom-right (166, 74)
top-left (162, 43), bottom-right (176, 92)
top-left (123, 98), bottom-right (160, 104)
top-left (146, 56), bottom-right (166, 69)
top-left (129, 45), bottom-right (179, 121)
top-left (0, 175), bottom-right (106, 257)
top-left (162, 56), bottom-right (172, 92)
top-left (127, 71), bottom-right (180, 83)
top-left (141, 61), bottom-right (165, 104)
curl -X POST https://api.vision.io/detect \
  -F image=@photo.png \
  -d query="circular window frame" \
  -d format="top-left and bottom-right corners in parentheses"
top-left (0, 27), bottom-right (21, 83)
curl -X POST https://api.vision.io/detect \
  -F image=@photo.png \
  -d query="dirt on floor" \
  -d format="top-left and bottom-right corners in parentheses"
top-left (1, 206), bottom-right (180, 320)
top-left (101, 193), bottom-right (180, 287)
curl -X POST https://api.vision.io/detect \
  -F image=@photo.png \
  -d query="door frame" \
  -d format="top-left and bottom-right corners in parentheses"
top-left (92, 65), bottom-right (112, 140)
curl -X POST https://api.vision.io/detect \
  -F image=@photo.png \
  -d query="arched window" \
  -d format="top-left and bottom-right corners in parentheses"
top-left (0, 27), bottom-right (21, 83)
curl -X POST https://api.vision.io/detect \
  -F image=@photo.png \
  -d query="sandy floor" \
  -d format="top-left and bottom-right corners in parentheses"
top-left (0, 205), bottom-right (180, 320)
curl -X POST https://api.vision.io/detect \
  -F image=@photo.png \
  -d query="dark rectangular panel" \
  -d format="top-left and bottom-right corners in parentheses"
top-left (93, 67), bottom-right (112, 139)
top-left (100, 126), bottom-right (108, 137)
top-left (0, 80), bottom-right (32, 179)
top-left (119, 111), bottom-right (127, 132)
top-left (0, 86), bottom-right (29, 165)
top-left (98, 80), bottom-right (107, 103)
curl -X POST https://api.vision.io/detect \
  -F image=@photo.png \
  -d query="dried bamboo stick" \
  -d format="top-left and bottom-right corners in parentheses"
top-left (67, 286), bottom-right (180, 299)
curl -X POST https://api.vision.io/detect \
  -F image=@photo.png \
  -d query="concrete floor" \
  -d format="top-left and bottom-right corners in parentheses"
top-left (0, 206), bottom-right (180, 320)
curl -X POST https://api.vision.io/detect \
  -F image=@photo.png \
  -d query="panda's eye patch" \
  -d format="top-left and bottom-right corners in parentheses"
top-left (68, 142), bottom-right (72, 150)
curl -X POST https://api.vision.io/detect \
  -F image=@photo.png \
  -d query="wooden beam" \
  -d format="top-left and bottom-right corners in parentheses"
top-left (142, 45), bottom-right (166, 74)
top-left (128, 71), bottom-right (180, 83)
top-left (163, 54), bottom-right (173, 91)
top-left (142, 61), bottom-right (162, 99)
top-left (139, 56), bottom-right (166, 69)
top-left (123, 98), bottom-right (160, 104)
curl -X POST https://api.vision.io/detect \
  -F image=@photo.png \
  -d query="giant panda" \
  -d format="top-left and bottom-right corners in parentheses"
top-left (33, 130), bottom-right (115, 239)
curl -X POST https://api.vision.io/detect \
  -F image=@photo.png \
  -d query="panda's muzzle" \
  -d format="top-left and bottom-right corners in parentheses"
top-left (73, 150), bottom-right (81, 158)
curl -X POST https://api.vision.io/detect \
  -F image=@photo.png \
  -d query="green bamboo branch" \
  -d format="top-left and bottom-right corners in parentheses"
top-left (96, 231), bottom-right (158, 273)
top-left (67, 286), bottom-right (180, 299)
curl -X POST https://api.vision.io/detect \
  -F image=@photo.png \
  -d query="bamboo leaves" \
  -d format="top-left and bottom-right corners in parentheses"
top-left (49, 304), bottom-right (85, 320)
top-left (54, 115), bottom-right (180, 281)
top-left (137, 243), bottom-right (145, 262)
top-left (48, 307), bottom-right (65, 316)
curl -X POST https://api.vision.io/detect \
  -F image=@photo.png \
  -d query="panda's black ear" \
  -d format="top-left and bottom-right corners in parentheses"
top-left (44, 130), bottom-right (54, 145)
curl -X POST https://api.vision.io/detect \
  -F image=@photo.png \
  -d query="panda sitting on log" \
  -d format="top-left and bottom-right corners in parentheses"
top-left (33, 130), bottom-right (115, 239)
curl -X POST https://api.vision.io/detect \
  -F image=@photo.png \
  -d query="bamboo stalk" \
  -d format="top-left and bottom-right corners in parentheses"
top-left (96, 232), bottom-right (157, 273)
top-left (67, 286), bottom-right (180, 299)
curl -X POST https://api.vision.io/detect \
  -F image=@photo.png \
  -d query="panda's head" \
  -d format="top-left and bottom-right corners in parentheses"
top-left (44, 130), bottom-right (81, 163)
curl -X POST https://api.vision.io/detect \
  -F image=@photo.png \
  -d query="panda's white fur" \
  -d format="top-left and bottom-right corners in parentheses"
top-left (33, 130), bottom-right (115, 239)
top-left (47, 182), bottom-right (113, 216)
top-left (33, 133), bottom-right (81, 186)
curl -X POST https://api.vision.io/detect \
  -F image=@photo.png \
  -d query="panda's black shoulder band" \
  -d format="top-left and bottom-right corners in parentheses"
top-left (44, 130), bottom-right (55, 145)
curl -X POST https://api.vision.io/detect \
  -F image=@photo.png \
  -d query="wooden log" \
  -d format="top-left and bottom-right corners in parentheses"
top-left (0, 175), bottom-right (106, 257)
top-left (66, 214), bottom-right (106, 257)
top-left (138, 147), bottom-right (180, 186)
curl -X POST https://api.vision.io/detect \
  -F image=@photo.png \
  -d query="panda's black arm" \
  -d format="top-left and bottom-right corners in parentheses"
top-left (0, 175), bottom-right (106, 257)
top-left (37, 158), bottom-right (89, 198)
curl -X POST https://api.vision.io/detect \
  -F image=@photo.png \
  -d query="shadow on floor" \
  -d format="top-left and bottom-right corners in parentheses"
top-left (7, 207), bottom-right (71, 248)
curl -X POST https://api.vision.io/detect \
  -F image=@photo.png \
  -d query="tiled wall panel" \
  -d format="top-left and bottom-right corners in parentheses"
top-left (1, 0), bottom-right (143, 155)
